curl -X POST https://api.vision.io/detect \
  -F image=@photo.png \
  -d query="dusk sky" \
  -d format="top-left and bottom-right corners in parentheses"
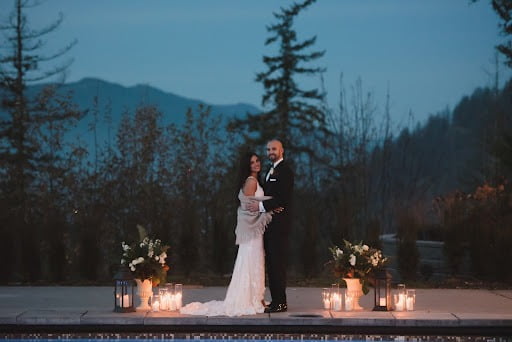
top-left (7, 0), bottom-right (511, 127)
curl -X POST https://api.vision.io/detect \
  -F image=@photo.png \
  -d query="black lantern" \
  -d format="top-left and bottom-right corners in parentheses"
top-left (373, 268), bottom-right (392, 311)
top-left (114, 265), bottom-right (136, 313)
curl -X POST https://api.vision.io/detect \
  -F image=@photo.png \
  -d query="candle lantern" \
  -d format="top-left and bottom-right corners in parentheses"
top-left (113, 265), bottom-right (135, 313)
top-left (373, 268), bottom-right (392, 311)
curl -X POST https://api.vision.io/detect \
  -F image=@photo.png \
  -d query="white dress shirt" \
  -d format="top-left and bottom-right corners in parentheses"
top-left (260, 158), bottom-right (283, 212)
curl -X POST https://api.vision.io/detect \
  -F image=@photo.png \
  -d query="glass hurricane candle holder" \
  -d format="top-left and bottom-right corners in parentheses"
top-left (394, 283), bottom-right (406, 311)
top-left (174, 283), bottom-right (183, 310)
top-left (330, 284), bottom-right (342, 312)
top-left (158, 287), bottom-right (168, 311)
top-left (321, 288), bottom-right (331, 310)
top-left (406, 289), bottom-right (416, 311)
top-left (151, 295), bottom-right (160, 312)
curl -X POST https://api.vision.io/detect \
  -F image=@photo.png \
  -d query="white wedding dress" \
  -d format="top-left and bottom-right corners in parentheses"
top-left (179, 181), bottom-right (267, 317)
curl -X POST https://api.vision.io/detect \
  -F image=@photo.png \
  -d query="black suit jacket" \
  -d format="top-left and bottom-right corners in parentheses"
top-left (262, 160), bottom-right (294, 229)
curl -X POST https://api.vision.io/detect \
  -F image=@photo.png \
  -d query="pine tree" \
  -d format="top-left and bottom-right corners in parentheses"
top-left (0, 0), bottom-right (79, 282)
top-left (490, 0), bottom-right (512, 67)
top-left (229, 0), bottom-right (326, 156)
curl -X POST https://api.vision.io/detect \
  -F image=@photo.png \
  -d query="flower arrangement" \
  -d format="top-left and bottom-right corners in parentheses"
top-left (120, 225), bottom-right (170, 286)
top-left (328, 240), bottom-right (387, 294)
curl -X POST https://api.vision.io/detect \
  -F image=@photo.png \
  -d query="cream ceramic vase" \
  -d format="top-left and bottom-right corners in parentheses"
top-left (343, 277), bottom-right (364, 310)
top-left (135, 278), bottom-right (153, 311)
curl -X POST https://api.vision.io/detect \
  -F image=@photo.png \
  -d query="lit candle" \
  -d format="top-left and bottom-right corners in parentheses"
top-left (406, 289), bottom-right (416, 311)
top-left (175, 293), bottom-right (183, 310)
top-left (321, 288), bottom-right (331, 310)
top-left (406, 296), bottom-right (414, 311)
top-left (344, 293), bottom-right (353, 311)
top-left (329, 293), bottom-right (341, 311)
top-left (152, 299), bottom-right (160, 312)
top-left (323, 298), bottom-right (331, 310)
top-left (174, 284), bottom-right (183, 310)
top-left (169, 294), bottom-right (177, 311)
top-left (379, 297), bottom-right (386, 307)
top-left (160, 293), bottom-right (170, 310)
top-left (117, 294), bottom-right (130, 308)
top-left (395, 294), bottom-right (405, 311)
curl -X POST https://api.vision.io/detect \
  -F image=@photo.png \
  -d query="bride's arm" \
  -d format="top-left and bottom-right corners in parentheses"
top-left (242, 177), bottom-right (257, 196)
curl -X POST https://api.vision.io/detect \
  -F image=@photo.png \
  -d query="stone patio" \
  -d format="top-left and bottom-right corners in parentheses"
top-left (0, 286), bottom-right (511, 336)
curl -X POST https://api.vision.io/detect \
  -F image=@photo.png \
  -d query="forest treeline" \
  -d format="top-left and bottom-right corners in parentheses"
top-left (1, 0), bottom-right (511, 285)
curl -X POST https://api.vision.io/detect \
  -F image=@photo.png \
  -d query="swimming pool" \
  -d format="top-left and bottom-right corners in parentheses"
top-left (2, 333), bottom-right (511, 341)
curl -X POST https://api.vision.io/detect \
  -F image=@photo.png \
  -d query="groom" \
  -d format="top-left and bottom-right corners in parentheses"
top-left (249, 139), bottom-right (294, 313)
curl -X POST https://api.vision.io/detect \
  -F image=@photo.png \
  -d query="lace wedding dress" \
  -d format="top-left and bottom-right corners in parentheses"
top-left (180, 180), bottom-right (271, 317)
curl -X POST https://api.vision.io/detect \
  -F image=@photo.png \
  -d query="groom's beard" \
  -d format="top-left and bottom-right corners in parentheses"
top-left (268, 154), bottom-right (278, 161)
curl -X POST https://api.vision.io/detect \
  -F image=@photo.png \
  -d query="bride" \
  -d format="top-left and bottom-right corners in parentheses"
top-left (180, 152), bottom-right (279, 316)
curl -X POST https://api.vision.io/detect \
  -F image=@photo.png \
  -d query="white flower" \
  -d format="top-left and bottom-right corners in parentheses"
top-left (335, 248), bottom-right (343, 257)
top-left (349, 254), bottom-right (356, 266)
top-left (132, 257), bottom-right (144, 265)
top-left (121, 259), bottom-right (125, 264)
top-left (155, 256), bottom-right (159, 261)
top-left (159, 252), bottom-right (167, 264)
top-left (363, 245), bottom-right (369, 251)
top-left (130, 266), bottom-right (135, 272)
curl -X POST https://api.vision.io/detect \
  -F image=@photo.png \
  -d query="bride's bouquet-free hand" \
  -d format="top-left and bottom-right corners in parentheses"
top-left (328, 240), bottom-right (387, 294)
top-left (120, 225), bottom-right (170, 286)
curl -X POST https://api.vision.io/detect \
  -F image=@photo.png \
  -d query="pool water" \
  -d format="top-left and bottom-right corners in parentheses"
top-left (2, 337), bottom-right (511, 342)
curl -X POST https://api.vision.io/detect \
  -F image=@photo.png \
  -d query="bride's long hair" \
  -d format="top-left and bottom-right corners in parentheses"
top-left (236, 151), bottom-right (261, 191)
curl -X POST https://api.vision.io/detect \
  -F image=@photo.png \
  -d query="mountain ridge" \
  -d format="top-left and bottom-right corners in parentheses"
top-left (21, 77), bottom-right (261, 151)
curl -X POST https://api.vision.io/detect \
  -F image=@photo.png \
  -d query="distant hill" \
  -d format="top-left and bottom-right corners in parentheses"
top-left (23, 77), bottom-right (260, 150)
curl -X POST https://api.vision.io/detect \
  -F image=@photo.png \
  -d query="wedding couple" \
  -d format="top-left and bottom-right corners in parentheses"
top-left (180, 139), bottom-right (294, 316)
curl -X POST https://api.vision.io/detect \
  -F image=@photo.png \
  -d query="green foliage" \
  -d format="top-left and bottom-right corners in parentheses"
top-left (0, 0), bottom-right (81, 283)
top-left (229, 0), bottom-right (326, 156)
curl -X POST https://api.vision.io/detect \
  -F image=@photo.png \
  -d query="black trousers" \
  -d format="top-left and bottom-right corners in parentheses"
top-left (264, 223), bottom-right (289, 305)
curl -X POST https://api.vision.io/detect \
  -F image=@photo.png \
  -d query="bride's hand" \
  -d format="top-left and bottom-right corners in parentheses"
top-left (246, 200), bottom-right (260, 212)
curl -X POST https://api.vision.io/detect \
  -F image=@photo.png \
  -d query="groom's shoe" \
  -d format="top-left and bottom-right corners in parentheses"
top-left (264, 303), bottom-right (287, 313)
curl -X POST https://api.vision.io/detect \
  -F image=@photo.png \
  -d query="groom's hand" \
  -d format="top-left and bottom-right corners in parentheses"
top-left (246, 200), bottom-right (260, 212)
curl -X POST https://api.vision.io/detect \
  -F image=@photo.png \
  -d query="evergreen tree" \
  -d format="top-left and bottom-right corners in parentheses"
top-left (0, 0), bottom-right (79, 282)
top-left (491, 0), bottom-right (512, 67)
top-left (473, 1), bottom-right (512, 176)
top-left (229, 0), bottom-right (326, 156)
